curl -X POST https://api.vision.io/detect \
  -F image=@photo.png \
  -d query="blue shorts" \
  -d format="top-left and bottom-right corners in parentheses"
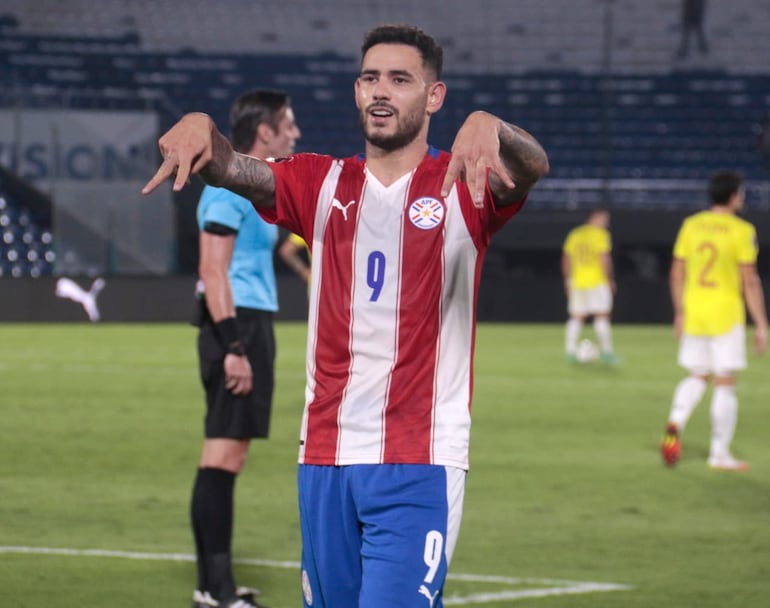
top-left (297, 463), bottom-right (466, 608)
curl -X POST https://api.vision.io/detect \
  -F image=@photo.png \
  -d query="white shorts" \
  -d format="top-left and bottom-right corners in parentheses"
top-left (678, 324), bottom-right (746, 375)
top-left (568, 284), bottom-right (612, 317)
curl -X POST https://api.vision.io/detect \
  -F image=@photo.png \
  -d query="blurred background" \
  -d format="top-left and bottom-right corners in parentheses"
top-left (1, 0), bottom-right (769, 322)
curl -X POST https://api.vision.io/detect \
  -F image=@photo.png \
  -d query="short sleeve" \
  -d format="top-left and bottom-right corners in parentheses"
top-left (737, 223), bottom-right (759, 265)
top-left (197, 186), bottom-right (249, 231)
top-left (256, 153), bottom-right (335, 242)
top-left (592, 228), bottom-right (611, 254)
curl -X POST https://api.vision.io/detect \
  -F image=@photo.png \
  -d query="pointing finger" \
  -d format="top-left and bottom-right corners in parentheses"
top-left (141, 157), bottom-right (177, 195)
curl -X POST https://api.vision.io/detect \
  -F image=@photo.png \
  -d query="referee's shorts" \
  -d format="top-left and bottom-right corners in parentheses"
top-left (197, 307), bottom-right (275, 439)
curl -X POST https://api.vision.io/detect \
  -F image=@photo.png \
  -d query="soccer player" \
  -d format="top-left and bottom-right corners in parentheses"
top-left (278, 232), bottom-right (310, 286)
top-left (190, 89), bottom-right (300, 608)
top-left (561, 207), bottom-right (618, 363)
top-left (661, 170), bottom-right (768, 471)
top-left (143, 24), bottom-right (548, 608)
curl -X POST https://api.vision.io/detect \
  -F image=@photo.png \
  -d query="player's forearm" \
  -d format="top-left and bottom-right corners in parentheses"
top-left (224, 152), bottom-right (276, 208)
top-left (195, 122), bottom-right (275, 207)
top-left (602, 254), bottom-right (614, 283)
top-left (200, 126), bottom-right (276, 208)
top-left (670, 288), bottom-right (684, 316)
top-left (281, 250), bottom-right (310, 281)
top-left (496, 120), bottom-right (549, 201)
top-left (669, 260), bottom-right (685, 315)
top-left (743, 273), bottom-right (769, 330)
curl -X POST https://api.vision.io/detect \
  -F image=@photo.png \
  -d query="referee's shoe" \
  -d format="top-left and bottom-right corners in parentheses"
top-left (192, 587), bottom-right (269, 608)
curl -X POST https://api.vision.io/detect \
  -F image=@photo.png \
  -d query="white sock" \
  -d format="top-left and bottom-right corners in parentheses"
top-left (710, 385), bottom-right (738, 459)
top-left (593, 317), bottom-right (613, 353)
top-left (565, 318), bottom-right (582, 354)
top-left (669, 376), bottom-right (707, 430)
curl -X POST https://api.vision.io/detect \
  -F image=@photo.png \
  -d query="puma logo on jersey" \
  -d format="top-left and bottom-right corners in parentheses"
top-left (418, 585), bottom-right (439, 607)
top-left (331, 198), bottom-right (356, 221)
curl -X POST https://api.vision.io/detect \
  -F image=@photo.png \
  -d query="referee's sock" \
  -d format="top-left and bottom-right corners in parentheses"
top-left (191, 467), bottom-right (237, 598)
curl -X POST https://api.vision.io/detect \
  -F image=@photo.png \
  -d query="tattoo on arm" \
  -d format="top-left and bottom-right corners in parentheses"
top-left (199, 127), bottom-right (276, 208)
top-left (224, 153), bottom-right (276, 208)
top-left (493, 122), bottom-right (549, 205)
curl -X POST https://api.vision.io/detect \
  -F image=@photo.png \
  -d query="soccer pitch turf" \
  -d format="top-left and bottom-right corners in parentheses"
top-left (1, 322), bottom-right (768, 607)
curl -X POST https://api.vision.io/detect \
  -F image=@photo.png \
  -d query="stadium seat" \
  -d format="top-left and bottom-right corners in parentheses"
top-left (1, 0), bottom-right (770, 224)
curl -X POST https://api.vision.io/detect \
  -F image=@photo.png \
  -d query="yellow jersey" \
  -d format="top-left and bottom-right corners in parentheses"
top-left (563, 224), bottom-right (611, 289)
top-left (673, 210), bottom-right (758, 336)
top-left (289, 232), bottom-right (309, 254)
top-left (288, 233), bottom-right (311, 290)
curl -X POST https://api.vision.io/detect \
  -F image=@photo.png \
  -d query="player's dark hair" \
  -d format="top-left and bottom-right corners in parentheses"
top-left (361, 24), bottom-right (443, 80)
top-left (708, 170), bottom-right (743, 206)
top-left (229, 89), bottom-right (290, 153)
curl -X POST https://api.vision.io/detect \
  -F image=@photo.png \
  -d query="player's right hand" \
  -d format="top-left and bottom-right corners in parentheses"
top-left (755, 326), bottom-right (768, 356)
top-left (141, 113), bottom-right (217, 195)
top-left (441, 111), bottom-right (515, 208)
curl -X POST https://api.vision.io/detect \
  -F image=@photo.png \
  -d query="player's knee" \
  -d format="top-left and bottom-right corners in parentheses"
top-left (713, 373), bottom-right (736, 387)
top-left (687, 367), bottom-right (710, 382)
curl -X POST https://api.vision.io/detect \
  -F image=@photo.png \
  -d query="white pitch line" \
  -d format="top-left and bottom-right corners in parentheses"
top-left (0, 546), bottom-right (632, 605)
top-left (0, 546), bottom-right (299, 569)
top-left (443, 583), bottom-right (633, 605)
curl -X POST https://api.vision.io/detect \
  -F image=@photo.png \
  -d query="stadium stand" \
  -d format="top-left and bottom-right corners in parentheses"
top-left (1, 0), bottom-right (769, 277)
top-left (0, 168), bottom-right (55, 277)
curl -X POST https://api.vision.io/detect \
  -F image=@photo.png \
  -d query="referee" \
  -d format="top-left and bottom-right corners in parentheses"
top-left (190, 89), bottom-right (301, 608)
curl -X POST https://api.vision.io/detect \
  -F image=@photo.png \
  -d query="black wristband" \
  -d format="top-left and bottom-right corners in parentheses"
top-left (214, 317), bottom-right (245, 355)
top-left (226, 341), bottom-right (246, 356)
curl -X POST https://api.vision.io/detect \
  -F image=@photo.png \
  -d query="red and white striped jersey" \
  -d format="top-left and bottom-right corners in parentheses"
top-left (260, 148), bottom-right (525, 470)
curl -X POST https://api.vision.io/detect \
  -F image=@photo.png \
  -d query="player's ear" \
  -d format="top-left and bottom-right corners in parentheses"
top-left (257, 122), bottom-right (273, 144)
top-left (427, 81), bottom-right (446, 114)
top-left (354, 78), bottom-right (362, 109)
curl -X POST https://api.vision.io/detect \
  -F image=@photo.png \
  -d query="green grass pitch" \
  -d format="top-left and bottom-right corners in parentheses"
top-left (1, 322), bottom-right (768, 607)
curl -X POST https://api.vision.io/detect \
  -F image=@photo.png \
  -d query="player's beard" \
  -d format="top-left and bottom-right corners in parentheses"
top-left (360, 104), bottom-right (425, 152)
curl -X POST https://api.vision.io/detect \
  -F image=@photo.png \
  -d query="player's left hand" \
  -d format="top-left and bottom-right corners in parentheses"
top-left (441, 111), bottom-right (515, 208)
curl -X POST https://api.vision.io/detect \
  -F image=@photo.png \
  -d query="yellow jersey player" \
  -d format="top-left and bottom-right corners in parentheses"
top-left (561, 207), bottom-right (618, 364)
top-left (278, 232), bottom-right (311, 287)
top-left (661, 170), bottom-right (768, 471)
